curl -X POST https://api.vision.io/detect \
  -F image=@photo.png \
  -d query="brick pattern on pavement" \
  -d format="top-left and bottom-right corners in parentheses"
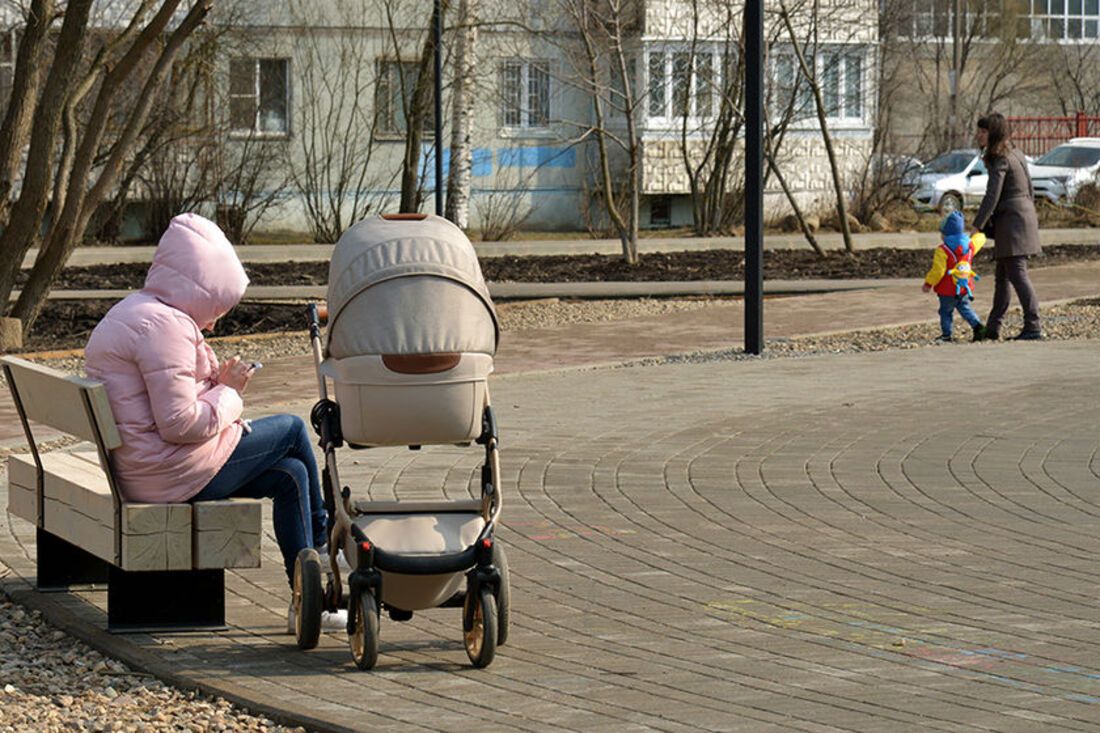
top-left (3, 342), bottom-right (1099, 731)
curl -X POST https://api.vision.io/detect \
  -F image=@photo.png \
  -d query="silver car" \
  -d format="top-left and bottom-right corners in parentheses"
top-left (910, 149), bottom-right (988, 214)
top-left (1029, 138), bottom-right (1100, 204)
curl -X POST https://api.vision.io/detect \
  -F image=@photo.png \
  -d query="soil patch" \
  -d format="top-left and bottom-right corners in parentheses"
top-left (19, 244), bottom-right (1100, 290)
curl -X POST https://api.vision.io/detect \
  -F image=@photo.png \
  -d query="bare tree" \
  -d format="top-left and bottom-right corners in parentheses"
top-left (445, 0), bottom-right (476, 228)
top-left (0, 0), bottom-right (56, 225)
top-left (0, 0), bottom-right (96, 314)
top-left (779, 0), bottom-right (854, 253)
top-left (289, 0), bottom-right (394, 242)
top-left (555, 0), bottom-right (641, 263)
top-left (9, 1), bottom-right (214, 333)
top-left (884, 0), bottom-right (1045, 157)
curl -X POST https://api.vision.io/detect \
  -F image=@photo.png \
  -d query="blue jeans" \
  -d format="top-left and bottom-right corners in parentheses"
top-left (938, 294), bottom-right (982, 336)
top-left (191, 415), bottom-right (326, 585)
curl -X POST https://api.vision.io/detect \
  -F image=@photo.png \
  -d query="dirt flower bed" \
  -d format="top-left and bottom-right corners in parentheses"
top-left (13, 244), bottom-right (1100, 352)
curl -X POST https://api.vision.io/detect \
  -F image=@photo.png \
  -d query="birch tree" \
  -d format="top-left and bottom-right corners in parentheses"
top-left (445, 0), bottom-right (476, 228)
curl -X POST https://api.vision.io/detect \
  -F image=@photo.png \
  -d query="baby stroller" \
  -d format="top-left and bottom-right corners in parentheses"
top-left (295, 213), bottom-right (508, 669)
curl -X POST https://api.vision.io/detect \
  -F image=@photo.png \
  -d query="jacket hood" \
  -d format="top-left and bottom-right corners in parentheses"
top-left (943, 232), bottom-right (971, 252)
top-left (143, 214), bottom-right (249, 329)
top-left (940, 210), bottom-right (965, 237)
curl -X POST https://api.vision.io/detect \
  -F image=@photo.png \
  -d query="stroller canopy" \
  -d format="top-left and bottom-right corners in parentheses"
top-left (326, 215), bottom-right (499, 359)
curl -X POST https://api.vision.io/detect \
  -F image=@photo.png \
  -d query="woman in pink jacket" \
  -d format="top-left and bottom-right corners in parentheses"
top-left (85, 214), bottom-right (328, 605)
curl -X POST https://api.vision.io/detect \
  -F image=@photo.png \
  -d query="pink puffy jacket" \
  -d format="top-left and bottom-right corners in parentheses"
top-left (85, 214), bottom-right (250, 503)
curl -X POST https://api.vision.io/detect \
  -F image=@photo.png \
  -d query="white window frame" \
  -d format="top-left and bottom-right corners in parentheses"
top-left (1027, 0), bottom-right (1100, 40)
top-left (500, 58), bottom-right (552, 130)
top-left (769, 46), bottom-right (866, 127)
top-left (644, 43), bottom-right (727, 128)
top-left (0, 28), bottom-right (15, 110)
top-left (229, 57), bottom-right (291, 138)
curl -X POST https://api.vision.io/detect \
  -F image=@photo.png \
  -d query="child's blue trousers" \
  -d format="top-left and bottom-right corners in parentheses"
top-left (938, 294), bottom-right (981, 336)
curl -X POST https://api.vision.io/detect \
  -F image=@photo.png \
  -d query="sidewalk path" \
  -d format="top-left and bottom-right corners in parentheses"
top-left (25, 227), bottom-right (1100, 267)
top-left (3, 341), bottom-right (1099, 731)
top-left (1, 262), bottom-right (1099, 731)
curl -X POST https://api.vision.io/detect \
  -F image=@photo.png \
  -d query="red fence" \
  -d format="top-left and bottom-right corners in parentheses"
top-left (1008, 112), bottom-right (1100, 157)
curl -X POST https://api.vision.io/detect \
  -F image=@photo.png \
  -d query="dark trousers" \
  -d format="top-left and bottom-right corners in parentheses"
top-left (986, 255), bottom-right (1041, 335)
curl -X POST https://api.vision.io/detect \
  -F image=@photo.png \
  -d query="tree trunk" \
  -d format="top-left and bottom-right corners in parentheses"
top-left (0, 0), bottom-right (55, 227)
top-left (780, 5), bottom-right (854, 254)
top-left (766, 152), bottom-right (824, 257)
top-left (400, 0), bottom-right (448, 213)
top-left (0, 0), bottom-right (95, 311)
top-left (444, 0), bottom-right (475, 229)
top-left (14, 1), bottom-right (211, 332)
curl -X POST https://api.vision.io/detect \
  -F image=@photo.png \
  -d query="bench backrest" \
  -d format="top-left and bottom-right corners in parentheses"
top-left (1, 356), bottom-right (121, 451)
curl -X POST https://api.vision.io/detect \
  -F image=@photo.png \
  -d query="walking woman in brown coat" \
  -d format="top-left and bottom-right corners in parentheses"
top-left (971, 112), bottom-right (1042, 340)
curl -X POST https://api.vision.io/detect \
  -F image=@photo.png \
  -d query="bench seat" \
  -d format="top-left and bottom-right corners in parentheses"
top-left (8, 453), bottom-right (261, 572)
top-left (2, 355), bottom-right (265, 631)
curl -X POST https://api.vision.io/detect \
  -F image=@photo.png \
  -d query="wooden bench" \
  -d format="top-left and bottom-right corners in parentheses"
top-left (2, 356), bottom-right (262, 632)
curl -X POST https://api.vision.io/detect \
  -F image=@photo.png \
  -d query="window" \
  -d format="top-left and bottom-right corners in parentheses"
top-left (501, 59), bottom-right (551, 128)
top-left (229, 58), bottom-right (289, 135)
top-left (609, 57), bottom-right (637, 121)
top-left (649, 196), bottom-right (671, 227)
top-left (771, 49), bottom-right (864, 123)
top-left (896, 0), bottom-right (1006, 39)
top-left (1027, 0), bottom-right (1100, 38)
top-left (0, 29), bottom-right (14, 112)
top-left (822, 53), bottom-right (863, 121)
top-left (375, 60), bottom-right (425, 135)
top-left (646, 45), bottom-right (724, 122)
top-left (771, 53), bottom-right (813, 122)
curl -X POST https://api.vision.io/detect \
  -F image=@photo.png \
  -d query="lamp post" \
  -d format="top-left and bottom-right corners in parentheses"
top-left (433, 0), bottom-right (444, 216)
top-left (744, 0), bottom-right (764, 354)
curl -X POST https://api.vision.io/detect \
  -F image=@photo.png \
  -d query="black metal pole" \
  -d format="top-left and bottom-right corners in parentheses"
top-left (744, 0), bottom-right (764, 355)
top-left (433, 0), bottom-right (444, 217)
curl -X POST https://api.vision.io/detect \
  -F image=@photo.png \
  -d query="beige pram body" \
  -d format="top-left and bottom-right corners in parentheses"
top-left (294, 213), bottom-right (508, 670)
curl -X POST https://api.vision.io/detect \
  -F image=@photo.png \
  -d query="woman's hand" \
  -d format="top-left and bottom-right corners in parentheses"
top-left (219, 355), bottom-right (255, 394)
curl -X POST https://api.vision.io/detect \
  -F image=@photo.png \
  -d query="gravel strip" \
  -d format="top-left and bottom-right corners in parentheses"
top-left (0, 595), bottom-right (306, 733)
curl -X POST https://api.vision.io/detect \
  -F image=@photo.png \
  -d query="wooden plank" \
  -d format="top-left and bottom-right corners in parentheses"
top-left (40, 453), bottom-right (114, 526)
top-left (8, 455), bottom-right (39, 524)
top-left (8, 476), bottom-right (37, 525)
top-left (1, 357), bottom-right (121, 449)
top-left (43, 495), bottom-right (114, 563)
top-left (192, 499), bottom-right (262, 569)
top-left (120, 504), bottom-right (192, 571)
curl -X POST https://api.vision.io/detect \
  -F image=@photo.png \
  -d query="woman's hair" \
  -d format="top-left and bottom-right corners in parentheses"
top-left (977, 112), bottom-right (1012, 162)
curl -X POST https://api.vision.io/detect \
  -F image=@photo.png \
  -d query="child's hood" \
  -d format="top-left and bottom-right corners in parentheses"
top-left (143, 213), bottom-right (249, 329)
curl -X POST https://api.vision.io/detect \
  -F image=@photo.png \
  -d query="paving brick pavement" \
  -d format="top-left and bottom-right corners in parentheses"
top-left (3, 339), bottom-right (1100, 731)
top-left (3, 263), bottom-right (1100, 731)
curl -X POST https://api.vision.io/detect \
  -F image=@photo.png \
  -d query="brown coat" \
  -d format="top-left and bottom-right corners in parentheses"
top-left (973, 148), bottom-right (1041, 259)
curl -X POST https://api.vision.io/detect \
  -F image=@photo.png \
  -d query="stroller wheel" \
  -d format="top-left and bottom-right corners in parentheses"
top-left (463, 586), bottom-right (497, 668)
top-left (350, 589), bottom-right (379, 670)
top-left (294, 548), bottom-right (323, 650)
top-left (493, 543), bottom-right (511, 647)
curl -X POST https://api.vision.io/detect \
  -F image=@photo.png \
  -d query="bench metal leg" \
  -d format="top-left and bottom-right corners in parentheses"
top-left (107, 567), bottom-right (227, 633)
top-left (36, 528), bottom-right (110, 591)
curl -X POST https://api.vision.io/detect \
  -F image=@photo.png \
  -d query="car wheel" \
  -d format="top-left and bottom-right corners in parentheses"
top-left (939, 192), bottom-right (962, 214)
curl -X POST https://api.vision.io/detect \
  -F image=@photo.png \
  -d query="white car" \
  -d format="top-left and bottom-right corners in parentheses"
top-left (910, 149), bottom-right (988, 214)
top-left (1029, 138), bottom-right (1100, 204)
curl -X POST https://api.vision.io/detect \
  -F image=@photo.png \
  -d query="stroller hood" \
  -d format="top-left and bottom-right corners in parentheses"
top-left (326, 215), bottom-right (499, 358)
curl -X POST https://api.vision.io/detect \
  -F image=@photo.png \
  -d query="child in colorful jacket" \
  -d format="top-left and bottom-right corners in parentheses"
top-left (922, 210), bottom-right (987, 342)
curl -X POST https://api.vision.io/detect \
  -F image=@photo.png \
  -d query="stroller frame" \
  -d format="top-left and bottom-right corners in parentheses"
top-left (293, 304), bottom-right (507, 669)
